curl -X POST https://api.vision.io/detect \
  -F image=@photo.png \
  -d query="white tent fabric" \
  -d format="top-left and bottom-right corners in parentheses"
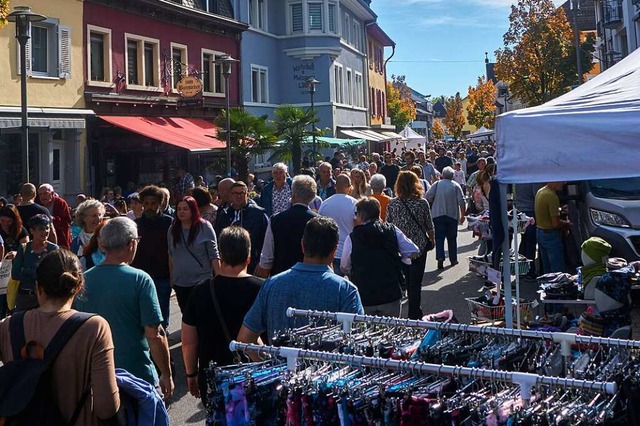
top-left (467, 126), bottom-right (494, 139)
top-left (401, 126), bottom-right (427, 151)
top-left (496, 47), bottom-right (640, 184)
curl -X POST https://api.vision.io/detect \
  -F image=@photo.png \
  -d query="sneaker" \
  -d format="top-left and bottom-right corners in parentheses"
top-left (437, 260), bottom-right (444, 270)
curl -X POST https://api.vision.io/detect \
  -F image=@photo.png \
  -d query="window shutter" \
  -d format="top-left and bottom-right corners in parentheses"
top-left (291, 4), bottom-right (303, 33)
top-left (16, 37), bottom-right (33, 76)
top-left (58, 25), bottom-right (72, 79)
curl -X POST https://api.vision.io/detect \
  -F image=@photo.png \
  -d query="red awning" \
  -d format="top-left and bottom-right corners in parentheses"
top-left (99, 116), bottom-right (225, 152)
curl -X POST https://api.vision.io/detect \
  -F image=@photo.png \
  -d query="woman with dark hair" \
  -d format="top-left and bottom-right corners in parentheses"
top-left (11, 214), bottom-right (59, 311)
top-left (192, 186), bottom-right (218, 227)
top-left (0, 249), bottom-right (120, 424)
top-left (168, 196), bottom-right (221, 313)
top-left (0, 204), bottom-right (30, 255)
top-left (386, 171), bottom-right (435, 319)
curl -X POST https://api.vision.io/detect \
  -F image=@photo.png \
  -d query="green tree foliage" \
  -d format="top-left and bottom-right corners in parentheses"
top-left (494, 0), bottom-right (595, 107)
top-left (443, 92), bottom-right (465, 139)
top-left (0, 1), bottom-right (10, 28)
top-left (467, 76), bottom-right (497, 129)
top-left (271, 105), bottom-right (321, 176)
top-left (386, 75), bottom-right (416, 131)
top-left (214, 108), bottom-right (276, 182)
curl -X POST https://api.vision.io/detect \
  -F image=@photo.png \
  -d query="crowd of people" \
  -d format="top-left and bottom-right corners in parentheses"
top-left (0, 140), bottom-right (527, 423)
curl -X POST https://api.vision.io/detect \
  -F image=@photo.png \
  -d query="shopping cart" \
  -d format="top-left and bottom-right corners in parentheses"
top-left (465, 297), bottom-right (535, 324)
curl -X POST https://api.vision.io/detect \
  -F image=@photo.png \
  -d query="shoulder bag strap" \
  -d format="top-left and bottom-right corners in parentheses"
top-left (181, 229), bottom-right (204, 268)
top-left (399, 198), bottom-right (429, 236)
top-left (9, 310), bottom-right (26, 360)
top-left (209, 280), bottom-right (232, 343)
top-left (44, 312), bottom-right (96, 361)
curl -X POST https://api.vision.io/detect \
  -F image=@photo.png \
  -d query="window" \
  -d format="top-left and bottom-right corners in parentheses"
top-left (125, 34), bottom-right (160, 89)
top-left (334, 63), bottom-right (343, 104)
top-left (370, 87), bottom-right (375, 116)
top-left (352, 20), bottom-right (361, 50)
top-left (87, 25), bottom-right (112, 84)
top-left (308, 3), bottom-right (323, 31)
top-left (354, 72), bottom-right (363, 108)
top-left (346, 69), bottom-right (352, 105)
top-left (342, 11), bottom-right (350, 41)
top-left (291, 3), bottom-right (303, 33)
top-left (171, 43), bottom-right (188, 89)
top-left (202, 49), bottom-right (226, 96)
top-left (328, 3), bottom-right (336, 33)
top-left (251, 65), bottom-right (268, 103)
top-left (249, 0), bottom-right (266, 30)
top-left (19, 19), bottom-right (71, 79)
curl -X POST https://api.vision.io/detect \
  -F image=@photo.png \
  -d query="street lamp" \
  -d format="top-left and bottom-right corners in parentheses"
top-left (216, 54), bottom-right (238, 177)
top-left (7, 6), bottom-right (47, 184)
top-left (495, 81), bottom-right (509, 114)
top-left (305, 77), bottom-right (320, 163)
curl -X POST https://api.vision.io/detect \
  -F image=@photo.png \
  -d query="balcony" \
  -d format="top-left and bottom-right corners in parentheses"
top-left (604, 0), bottom-right (623, 28)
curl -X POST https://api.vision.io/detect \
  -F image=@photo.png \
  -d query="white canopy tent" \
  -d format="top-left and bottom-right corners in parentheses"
top-left (495, 47), bottom-right (640, 328)
top-left (496, 47), bottom-right (640, 184)
top-left (467, 126), bottom-right (494, 140)
top-left (401, 126), bottom-right (427, 151)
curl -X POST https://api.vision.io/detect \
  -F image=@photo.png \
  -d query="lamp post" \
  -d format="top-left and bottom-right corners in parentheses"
top-left (7, 6), bottom-right (47, 184)
top-left (217, 54), bottom-right (238, 177)
top-left (305, 77), bottom-right (320, 163)
top-left (570, 0), bottom-right (583, 86)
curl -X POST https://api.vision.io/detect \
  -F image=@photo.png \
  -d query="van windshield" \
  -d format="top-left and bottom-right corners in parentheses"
top-left (588, 177), bottom-right (640, 200)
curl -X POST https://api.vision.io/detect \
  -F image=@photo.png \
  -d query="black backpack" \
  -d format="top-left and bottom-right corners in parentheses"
top-left (0, 311), bottom-right (96, 426)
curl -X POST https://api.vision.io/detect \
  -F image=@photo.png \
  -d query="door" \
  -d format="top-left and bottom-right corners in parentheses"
top-left (52, 142), bottom-right (65, 195)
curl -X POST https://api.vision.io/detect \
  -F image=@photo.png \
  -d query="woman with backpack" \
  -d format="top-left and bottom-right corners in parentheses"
top-left (0, 249), bottom-right (120, 425)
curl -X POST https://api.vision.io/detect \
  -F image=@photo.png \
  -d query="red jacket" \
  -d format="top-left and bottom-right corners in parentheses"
top-left (43, 197), bottom-right (72, 249)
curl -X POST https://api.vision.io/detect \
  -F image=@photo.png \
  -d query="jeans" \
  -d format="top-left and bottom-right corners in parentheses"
top-left (403, 251), bottom-right (428, 319)
top-left (153, 277), bottom-right (172, 329)
top-left (536, 228), bottom-right (565, 274)
top-left (434, 216), bottom-right (459, 262)
top-left (518, 211), bottom-right (538, 276)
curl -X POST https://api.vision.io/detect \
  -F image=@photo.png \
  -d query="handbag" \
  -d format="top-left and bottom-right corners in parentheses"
top-left (399, 199), bottom-right (434, 253)
top-left (6, 244), bottom-right (26, 311)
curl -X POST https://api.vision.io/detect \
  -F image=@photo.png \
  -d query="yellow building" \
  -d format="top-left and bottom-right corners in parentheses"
top-left (0, 0), bottom-right (91, 200)
top-left (366, 23), bottom-right (394, 128)
top-left (461, 96), bottom-right (477, 137)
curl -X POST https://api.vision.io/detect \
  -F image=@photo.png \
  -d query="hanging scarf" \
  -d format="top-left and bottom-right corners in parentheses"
top-left (581, 262), bottom-right (607, 287)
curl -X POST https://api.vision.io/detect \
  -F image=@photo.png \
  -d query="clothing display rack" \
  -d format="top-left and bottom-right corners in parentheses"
top-left (286, 307), bottom-right (640, 374)
top-left (228, 341), bottom-right (617, 403)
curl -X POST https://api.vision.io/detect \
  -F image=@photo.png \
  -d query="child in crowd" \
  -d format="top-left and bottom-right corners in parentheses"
top-left (453, 162), bottom-right (466, 194)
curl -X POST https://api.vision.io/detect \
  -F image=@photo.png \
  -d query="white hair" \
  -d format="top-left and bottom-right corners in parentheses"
top-left (369, 174), bottom-right (387, 191)
top-left (272, 162), bottom-right (288, 173)
top-left (75, 199), bottom-right (106, 228)
top-left (291, 175), bottom-right (317, 204)
top-left (39, 183), bottom-right (54, 192)
top-left (100, 217), bottom-right (138, 252)
top-left (442, 166), bottom-right (455, 180)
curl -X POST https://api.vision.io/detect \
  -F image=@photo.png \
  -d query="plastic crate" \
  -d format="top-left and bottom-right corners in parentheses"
top-left (465, 297), bottom-right (535, 323)
top-left (468, 257), bottom-right (531, 277)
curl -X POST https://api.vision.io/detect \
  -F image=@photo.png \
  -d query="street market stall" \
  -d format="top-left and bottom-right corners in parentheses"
top-left (495, 47), bottom-right (640, 327)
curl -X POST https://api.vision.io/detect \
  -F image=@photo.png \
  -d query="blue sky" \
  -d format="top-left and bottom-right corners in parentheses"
top-left (374, 0), bottom-right (565, 98)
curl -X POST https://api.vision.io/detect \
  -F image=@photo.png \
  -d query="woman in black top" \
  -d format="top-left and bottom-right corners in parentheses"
top-left (0, 205), bottom-right (30, 254)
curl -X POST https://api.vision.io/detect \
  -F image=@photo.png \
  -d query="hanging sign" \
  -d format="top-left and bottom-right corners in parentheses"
top-left (177, 76), bottom-right (203, 98)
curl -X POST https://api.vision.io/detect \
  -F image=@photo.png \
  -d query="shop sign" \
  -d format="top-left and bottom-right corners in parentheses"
top-left (177, 76), bottom-right (203, 98)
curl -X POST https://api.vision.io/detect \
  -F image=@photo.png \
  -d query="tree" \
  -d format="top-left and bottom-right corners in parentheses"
top-left (443, 92), bottom-right (465, 139)
top-left (432, 119), bottom-right (445, 140)
top-left (387, 75), bottom-right (416, 131)
top-left (494, 0), bottom-right (595, 107)
top-left (467, 76), bottom-right (497, 129)
top-left (214, 108), bottom-right (276, 182)
top-left (271, 105), bottom-right (321, 176)
top-left (0, 1), bottom-right (9, 28)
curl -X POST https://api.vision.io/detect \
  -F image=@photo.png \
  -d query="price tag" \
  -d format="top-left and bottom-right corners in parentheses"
top-left (487, 267), bottom-right (501, 285)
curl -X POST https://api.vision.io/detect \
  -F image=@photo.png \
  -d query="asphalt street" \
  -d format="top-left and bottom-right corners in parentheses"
top-left (165, 225), bottom-right (540, 423)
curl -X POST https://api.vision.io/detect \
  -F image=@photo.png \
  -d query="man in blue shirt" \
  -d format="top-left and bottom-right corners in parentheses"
top-left (238, 216), bottom-right (364, 345)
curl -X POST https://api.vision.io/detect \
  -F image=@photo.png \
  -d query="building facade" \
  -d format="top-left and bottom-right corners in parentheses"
top-left (366, 22), bottom-right (394, 129)
top-left (0, 0), bottom-right (90, 200)
top-left (83, 0), bottom-right (245, 195)
top-left (237, 0), bottom-right (375, 136)
top-left (593, 0), bottom-right (640, 72)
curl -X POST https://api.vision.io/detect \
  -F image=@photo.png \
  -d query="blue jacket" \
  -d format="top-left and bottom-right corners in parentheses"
top-left (115, 368), bottom-right (169, 426)
top-left (259, 177), bottom-right (293, 217)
